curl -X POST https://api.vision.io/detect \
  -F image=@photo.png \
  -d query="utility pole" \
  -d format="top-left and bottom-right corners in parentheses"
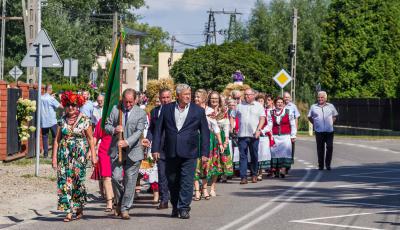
top-left (204, 9), bottom-right (242, 45)
top-left (227, 9), bottom-right (242, 42)
top-left (0, 0), bottom-right (23, 80)
top-left (112, 11), bottom-right (118, 51)
top-left (0, 0), bottom-right (6, 80)
top-left (290, 8), bottom-right (298, 102)
top-left (168, 35), bottom-right (175, 70)
top-left (204, 10), bottom-right (216, 45)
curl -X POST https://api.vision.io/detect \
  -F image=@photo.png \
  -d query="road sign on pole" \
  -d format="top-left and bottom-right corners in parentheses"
top-left (21, 29), bottom-right (62, 177)
top-left (63, 58), bottom-right (78, 84)
top-left (21, 30), bottom-right (62, 68)
top-left (273, 69), bottom-right (292, 96)
top-left (9, 66), bottom-right (23, 80)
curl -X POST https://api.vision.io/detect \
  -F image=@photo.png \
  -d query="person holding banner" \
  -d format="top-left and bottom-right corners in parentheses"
top-left (105, 88), bottom-right (147, 220)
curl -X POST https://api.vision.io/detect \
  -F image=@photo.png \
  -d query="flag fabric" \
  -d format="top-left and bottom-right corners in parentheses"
top-left (101, 38), bottom-right (121, 129)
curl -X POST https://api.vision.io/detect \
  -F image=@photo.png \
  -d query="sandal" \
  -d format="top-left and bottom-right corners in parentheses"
top-left (202, 188), bottom-right (211, 200)
top-left (104, 199), bottom-right (113, 212)
top-left (75, 208), bottom-right (83, 220)
top-left (63, 213), bottom-right (73, 222)
top-left (210, 189), bottom-right (217, 197)
top-left (193, 189), bottom-right (201, 201)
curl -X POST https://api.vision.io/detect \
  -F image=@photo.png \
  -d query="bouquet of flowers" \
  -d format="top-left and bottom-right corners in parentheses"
top-left (16, 98), bottom-right (37, 141)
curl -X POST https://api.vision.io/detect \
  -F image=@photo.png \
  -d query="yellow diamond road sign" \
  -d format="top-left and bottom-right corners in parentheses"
top-left (273, 69), bottom-right (292, 88)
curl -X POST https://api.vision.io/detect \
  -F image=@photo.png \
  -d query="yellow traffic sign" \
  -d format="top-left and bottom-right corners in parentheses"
top-left (273, 69), bottom-right (292, 88)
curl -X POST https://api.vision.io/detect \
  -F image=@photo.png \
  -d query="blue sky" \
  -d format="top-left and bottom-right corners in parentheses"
top-left (135, 0), bottom-right (260, 51)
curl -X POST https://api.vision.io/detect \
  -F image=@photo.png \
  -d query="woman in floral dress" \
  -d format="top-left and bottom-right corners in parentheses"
top-left (193, 89), bottom-right (223, 201)
top-left (208, 91), bottom-right (233, 195)
top-left (52, 91), bottom-right (96, 222)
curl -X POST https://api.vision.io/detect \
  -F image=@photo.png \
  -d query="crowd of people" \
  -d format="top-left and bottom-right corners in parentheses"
top-left (41, 81), bottom-right (338, 222)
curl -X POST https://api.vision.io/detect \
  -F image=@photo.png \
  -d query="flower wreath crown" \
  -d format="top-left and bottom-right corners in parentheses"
top-left (61, 91), bottom-right (86, 107)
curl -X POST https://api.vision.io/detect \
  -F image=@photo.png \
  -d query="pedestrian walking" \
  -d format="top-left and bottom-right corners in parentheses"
top-left (308, 91), bottom-right (338, 170)
top-left (283, 92), bottom-right (300, 174)
top-left (92, 94), bottom-right (104, 128)
top-left (142, 88), bottom-right (173, 210)
top-left (51, 91), bottom-right (96, 222)
top-left (151, 84), bottom-right (210, 219)
top-left (105, 88), bottom-right (147, 219)
top-left (93, 118), bottom-right (114, 213)
top-left (207, 91), bottom-right (232, 196)
top-left (269, 97), bottom-right (297, 178)
top-left (80, 90), bottom-right (94, 118)
top-left (232, 88), bottom-right (266, 184)
top-left (41, 84), bottom-right (63, 158)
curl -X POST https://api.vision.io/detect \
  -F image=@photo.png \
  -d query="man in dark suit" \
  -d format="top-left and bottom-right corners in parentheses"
top-left (152, 84), bottom-right (210, 219)
top-left (142, 89), bottom-right (172, 210)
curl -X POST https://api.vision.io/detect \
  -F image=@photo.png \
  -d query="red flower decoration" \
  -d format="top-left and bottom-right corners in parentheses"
top-left (61, 91), bottom-right (86, 107)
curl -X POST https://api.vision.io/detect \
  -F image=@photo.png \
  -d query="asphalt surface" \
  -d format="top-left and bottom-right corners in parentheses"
top-left (3, 136), bottom-right (400, 230)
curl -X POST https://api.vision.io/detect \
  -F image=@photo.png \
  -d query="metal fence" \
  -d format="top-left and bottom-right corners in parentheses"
top-left (330, 98), bottom-right (400, 131)
top-left (7, 88), bottom-right (22, 156)
top-left (27, 89), bottom-right (38, 158)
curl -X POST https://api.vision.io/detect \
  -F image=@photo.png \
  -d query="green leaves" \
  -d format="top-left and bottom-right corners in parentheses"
top-left (170, 42), bottom-right (279, 94)
top-left (321, 0), bottom-right (400, 98)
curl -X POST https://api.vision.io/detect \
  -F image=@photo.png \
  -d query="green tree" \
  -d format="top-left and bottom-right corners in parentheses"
top-left (321, 0), bottom-right (400, 98)
top-left (170, 42), bottom-right (279, 93)
top-left (247, 0), bottom-right (329, 102)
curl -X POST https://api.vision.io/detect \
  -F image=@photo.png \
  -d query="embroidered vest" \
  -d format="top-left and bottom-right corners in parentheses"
top-left (271, 109), bottom-right (291, 135)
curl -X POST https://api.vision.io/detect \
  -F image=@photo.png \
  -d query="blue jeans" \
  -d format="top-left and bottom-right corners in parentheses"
top-left (41, 125), bottom-right (57, 158)
top-left (238, 137), bottom-right (259, 179)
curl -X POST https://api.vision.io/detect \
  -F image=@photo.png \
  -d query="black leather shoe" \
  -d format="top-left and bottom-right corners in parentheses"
top-left (326, 166), bottom-right (331, 170)
top-left (157, 202), bottom-right (169, 210)
top-left (179, 210), bottom-right (190, 219)
top-left (171, 209), bottom-right (179, 218)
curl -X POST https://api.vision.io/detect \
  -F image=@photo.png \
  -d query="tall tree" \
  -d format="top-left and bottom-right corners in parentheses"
top-left (170, 42), bottom-right (279, 93)
top-left (247, 0), bottom-right (329, 102)
top-left (321, 0), bottom-right (400, 98)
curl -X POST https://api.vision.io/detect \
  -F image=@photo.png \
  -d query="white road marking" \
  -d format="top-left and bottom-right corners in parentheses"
top-left (334, 141), bottom-right (400, 154)
top-left (236, 172), bottom-right (323, 230)
top-left (300, 139), bottom-right (400, 154)
top-left (292, 220), bottom-right (384, 230)
top-left (321, 199), bottom-right (400, 209)
top-left (291, 210), bottom-right (400, 230)
top-left (337, 192), bottom-right (400, 200)
top-left (216, 170), bottom-right (312, 230)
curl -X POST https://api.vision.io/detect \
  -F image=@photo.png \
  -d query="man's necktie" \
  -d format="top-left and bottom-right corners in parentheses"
top-left (124, 109), bottom-right (129, 127)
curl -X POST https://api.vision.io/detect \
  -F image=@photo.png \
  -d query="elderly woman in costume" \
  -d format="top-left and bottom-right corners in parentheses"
top-left (268, 96), bottom-right (296, 178)
top-left (52, 91), bottom-right (96, 222)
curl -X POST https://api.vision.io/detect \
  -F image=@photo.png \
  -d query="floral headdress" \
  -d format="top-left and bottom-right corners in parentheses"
top-left (61, 91), bottom-right (86, 107)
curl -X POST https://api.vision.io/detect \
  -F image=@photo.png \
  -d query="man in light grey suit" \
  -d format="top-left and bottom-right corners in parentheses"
top-left (105, 88), bottom-right (147, 220)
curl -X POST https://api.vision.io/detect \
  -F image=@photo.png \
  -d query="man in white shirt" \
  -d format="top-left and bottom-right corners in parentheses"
top-left (308, 91), bottom-right (338, 170)
top-left (283, 92), bottom-right (300, 173)
top-left (233, 88), bottom-right (265, 184)
top-left (92, 94), bottom-right (104, 128)
top-left (40, 84), bottom-right (63, 158)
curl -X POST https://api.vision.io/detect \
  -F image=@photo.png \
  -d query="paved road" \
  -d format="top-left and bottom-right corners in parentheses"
top-left (3, 136), bottom-right (400, 230)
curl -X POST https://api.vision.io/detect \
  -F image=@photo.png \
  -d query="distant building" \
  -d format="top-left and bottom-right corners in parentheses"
top-left (95, 28), bottom-right (147, 92)
top-left (158, 52), bottom-right (183, 79)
